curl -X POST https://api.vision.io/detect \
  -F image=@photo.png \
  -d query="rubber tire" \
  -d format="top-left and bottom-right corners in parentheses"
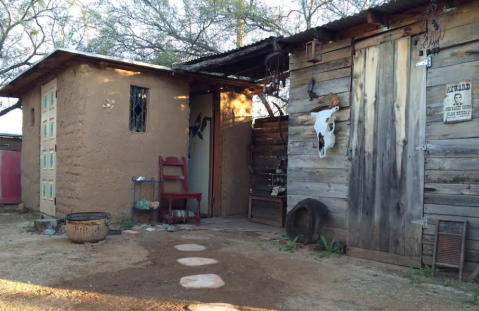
top-left (285, 198), bottom-right (327, 245)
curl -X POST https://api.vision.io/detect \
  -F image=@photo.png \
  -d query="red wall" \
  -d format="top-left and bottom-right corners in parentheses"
top-left (0, 151), bottom-right (21, 204)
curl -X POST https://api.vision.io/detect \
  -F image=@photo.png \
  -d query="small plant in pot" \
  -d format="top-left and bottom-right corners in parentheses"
top-left (318, 234), bottom-right (345, 258)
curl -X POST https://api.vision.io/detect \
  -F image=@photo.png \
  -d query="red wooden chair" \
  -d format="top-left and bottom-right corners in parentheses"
top-left (159, 156), bottom-right (202, 225)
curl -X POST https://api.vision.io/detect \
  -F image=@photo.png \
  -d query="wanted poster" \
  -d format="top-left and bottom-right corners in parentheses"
top-left (444, 81), bottom-right (473, 123)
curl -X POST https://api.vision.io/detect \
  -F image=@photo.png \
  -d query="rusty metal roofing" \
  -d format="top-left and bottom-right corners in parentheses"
top-left (0, 48), bottom-right (174, 98)
top-left (179, 0), bottom-right (431, 66)
top-left (0, 48), bottom-right (260, 98)
top-left (281, 0), bottom-right (431, 44)
top-left (178, 36), bottom-right (279, 66)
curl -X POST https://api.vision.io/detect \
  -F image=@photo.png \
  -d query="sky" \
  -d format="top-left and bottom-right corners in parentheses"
top-left (0, 109), bottom-right (22, 135)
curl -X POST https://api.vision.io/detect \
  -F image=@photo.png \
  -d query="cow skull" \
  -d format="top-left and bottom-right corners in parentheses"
top-left (311, 106), bottom-right (339, 158)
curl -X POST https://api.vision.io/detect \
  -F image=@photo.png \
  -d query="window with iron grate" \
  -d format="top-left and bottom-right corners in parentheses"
top-left (130, 86), bottom-right (148, 132)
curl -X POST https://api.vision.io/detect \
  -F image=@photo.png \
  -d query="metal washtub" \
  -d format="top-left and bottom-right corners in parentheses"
top-left (65, 212), bottom-right (111, 243)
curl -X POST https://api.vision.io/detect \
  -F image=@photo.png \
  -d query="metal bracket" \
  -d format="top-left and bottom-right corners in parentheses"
top-left (415, 144), bottom-right (439, 151)
top-left (416, 55), bottom-right (432, 68)
top-left (411, 216), bottom-right (428, 229)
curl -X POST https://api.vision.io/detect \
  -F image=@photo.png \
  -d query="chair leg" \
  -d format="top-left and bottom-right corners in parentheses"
top-left (168, 199), bottom-right (173, 225)
top-left (196, 198), bottom-right (201, 225)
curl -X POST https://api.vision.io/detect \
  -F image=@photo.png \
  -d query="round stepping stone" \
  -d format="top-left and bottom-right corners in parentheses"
top-left (182, 234), bottom-right (210, 240)
top-left (177, 257), bottom-right (218, 267)
top-left (187, 303), bottom-right (239, 311)
top-left (174, 244), bottom-right (206, 251)
top-left (180, 274), bottom-right (225, 289)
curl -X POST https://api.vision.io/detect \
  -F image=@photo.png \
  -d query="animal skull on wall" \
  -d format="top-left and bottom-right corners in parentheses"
top-left (311, 106), bottom-right (339, 158)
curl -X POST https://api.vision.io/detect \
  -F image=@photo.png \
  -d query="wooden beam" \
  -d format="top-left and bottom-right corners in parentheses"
top-left (172, 41), bottom-right (273, 72)
top-left (346, 246), bottom-right (422, 268)
top-left (367, 9), bottom-right (388, 26)
top-left (354, 22), bottom-right (425, 51)
top-left (337, 0), bottom-right (470, 41)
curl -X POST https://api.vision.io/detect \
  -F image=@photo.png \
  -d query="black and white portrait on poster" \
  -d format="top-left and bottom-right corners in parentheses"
top-left (444, 81), bottom-right (473, 123)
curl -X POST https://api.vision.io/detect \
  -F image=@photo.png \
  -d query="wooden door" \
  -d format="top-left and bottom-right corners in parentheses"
top-left (40, 79), bottom-right (57, 216)
top-left (347, 37), bottom-right (426, 267)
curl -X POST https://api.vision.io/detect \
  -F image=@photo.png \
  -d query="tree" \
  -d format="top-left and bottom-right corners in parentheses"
top-left (0, 0), bottom-right (90, 117)
top-left (82, 0), bottom-right (289, 65)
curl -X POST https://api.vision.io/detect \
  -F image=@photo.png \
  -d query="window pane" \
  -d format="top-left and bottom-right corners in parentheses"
top-left (129, 86), bottom-right (147, 132)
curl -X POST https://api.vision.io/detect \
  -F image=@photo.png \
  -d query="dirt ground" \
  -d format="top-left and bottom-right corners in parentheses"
top-left (0, 210), bottom-right (477, 311)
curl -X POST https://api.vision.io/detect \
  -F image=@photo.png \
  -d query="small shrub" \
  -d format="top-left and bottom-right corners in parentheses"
top-left (317, 235), bottom-right (345, 258)
top-left (279, 235), bottom-right (303, 253)
top-left (121, 213), bottom-right (134, 230)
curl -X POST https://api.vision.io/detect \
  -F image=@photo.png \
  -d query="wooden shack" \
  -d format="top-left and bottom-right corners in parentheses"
top-left (174, 0), bottom-right (479, 273)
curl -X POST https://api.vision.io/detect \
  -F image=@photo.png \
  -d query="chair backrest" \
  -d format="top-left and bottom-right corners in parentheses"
top-left (159, 156), bottom-right (188, 194)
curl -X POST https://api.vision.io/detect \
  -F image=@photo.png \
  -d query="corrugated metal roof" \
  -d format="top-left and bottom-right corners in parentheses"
top-left (179, 0), bottom-right (431, 66)
top-left (0, 48), bottom-right (174, 97)
top-left (179, 36), bottom-right (279, 66)
top-left (281, 0), bottom-right (430, 43)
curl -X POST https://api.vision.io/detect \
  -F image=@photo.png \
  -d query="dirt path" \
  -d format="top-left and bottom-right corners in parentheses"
top-left (0, 212), bottom-right (476, 310)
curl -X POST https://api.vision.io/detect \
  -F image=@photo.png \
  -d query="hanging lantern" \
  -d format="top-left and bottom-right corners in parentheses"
top-left (305, 38), bottom-right (323, 63)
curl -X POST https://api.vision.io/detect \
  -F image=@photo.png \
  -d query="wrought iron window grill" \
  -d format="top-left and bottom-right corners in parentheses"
top-left (130, 86), bottom-right (147, 132)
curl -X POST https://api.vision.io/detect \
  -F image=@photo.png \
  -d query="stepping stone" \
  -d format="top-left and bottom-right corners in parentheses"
top-left (180, 274), bottom-right (225, 289)
top-left (177, 257), bottom-right (218, 266)
top-left (182, 234), bottom-right (210, 240)
top-left (174, 244), bottom-right (206, 251)
top-left (187, 303), bottom-right (239, 311)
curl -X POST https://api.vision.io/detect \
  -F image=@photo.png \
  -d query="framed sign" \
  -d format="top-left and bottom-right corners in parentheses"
top-left (444, 81), bottom-right (473, 123)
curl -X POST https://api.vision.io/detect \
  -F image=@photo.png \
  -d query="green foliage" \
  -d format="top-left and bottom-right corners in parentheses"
top-left (279, 235), bottom-right (303, 253)
top-left (317, 235), bottom-right (345, 258)
top-left (121, 213), bottom-right (134, 230)
top-left (408, 266), bottom-right (436, 284)
top-left (22, 222), bottom-right (34, 229)
top-left (472, 287), bottom-right (479, 306)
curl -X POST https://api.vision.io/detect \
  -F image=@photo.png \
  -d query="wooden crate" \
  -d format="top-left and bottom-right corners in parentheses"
top-left (248, 195), bottom-right (286, 227)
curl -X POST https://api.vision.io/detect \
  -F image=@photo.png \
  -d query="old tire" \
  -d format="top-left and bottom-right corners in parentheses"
top-left (285, 198), bottom-right (327, 245)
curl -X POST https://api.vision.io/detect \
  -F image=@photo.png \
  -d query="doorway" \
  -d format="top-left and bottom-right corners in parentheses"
top-left (40, 78), bottom-right (57, 217)
top-left (187, 93), bottom-right (213, 216)
top-left (347, 37), bottom-right (427, 267)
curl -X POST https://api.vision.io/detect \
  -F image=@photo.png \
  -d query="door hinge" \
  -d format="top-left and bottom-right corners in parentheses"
top-left (415, 144), bottom-right (439, 151)
top-left (55, 90), bottom-right (58, 98)
top-left (416, 55), bottom-right (432, 68)
top-left (54, 197), bottom-right (56, 205)
top-left (55, 144), bottom-right (57, 152)
top-left (211, 197), bottom-right (215, 205)
top-left (411, 216), bottom-right (427, 229)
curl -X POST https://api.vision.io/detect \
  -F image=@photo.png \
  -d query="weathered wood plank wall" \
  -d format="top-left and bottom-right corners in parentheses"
top-left (288, 38), bottom-right (353, 242)
top-left (421, 0), bottom-right (479, 271)
top-left (251, 116), bottom-right (289, 196)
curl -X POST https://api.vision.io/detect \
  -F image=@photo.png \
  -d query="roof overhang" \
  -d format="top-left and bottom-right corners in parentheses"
top-left (0, 48), bottom-right (261, 98)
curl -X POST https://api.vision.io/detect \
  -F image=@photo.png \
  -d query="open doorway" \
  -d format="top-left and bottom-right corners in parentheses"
top-left (187, 93), bottom-right (213, 217)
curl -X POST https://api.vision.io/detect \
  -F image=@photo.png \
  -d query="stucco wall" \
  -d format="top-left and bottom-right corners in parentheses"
top-left (63, 64), bottom-right (190, 223)
top-left (220, 91), bottom-right (253, 216)
top-left (0, 137), bottom-right (22, 151)
top-left (20, 86), bottom-right (41, 210)
top-left (55, 64), bottom-right (89, 218)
